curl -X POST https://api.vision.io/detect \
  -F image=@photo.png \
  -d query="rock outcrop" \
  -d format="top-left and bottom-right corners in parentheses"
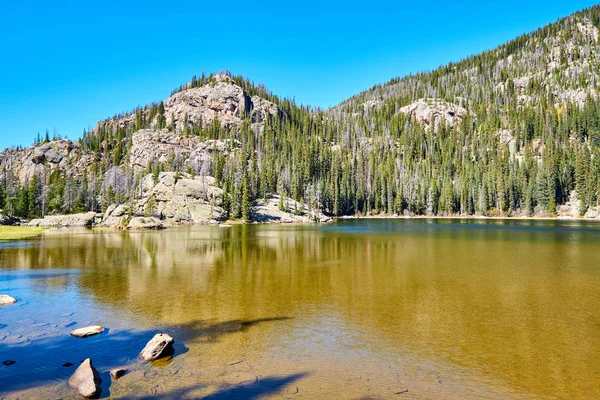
top-left (70, 325), bottom-right (104, 338)
top-left (126, 216), bottom-right (165, 230)
top-left (29, 211), bottom-right (98, 227)
top-left (140, 333), bottom-right (174, 362)
top-left (96, 73), bottom-right (283, 135)
top-left (68, 358), bottom-right (102, 398)
top-left (137, 172), bottom-right (224, 224)
top-left (102, 172), bottom-right (224, 227)
top-left (399, 98), bottom-right (470, 131)
top-left (127, 129), bottom-right (239, 173)
top-left (0, 294), bottom-right (17, 306)
top-left (557, 190), bottom-right (600, 218)
top-left (251, 195), bottom-right (331, 223)
top-left (0, 139), bottom-right (94, 184)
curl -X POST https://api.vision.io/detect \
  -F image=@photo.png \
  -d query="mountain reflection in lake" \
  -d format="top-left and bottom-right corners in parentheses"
top-left (1, 219), bottom-right (600, 399)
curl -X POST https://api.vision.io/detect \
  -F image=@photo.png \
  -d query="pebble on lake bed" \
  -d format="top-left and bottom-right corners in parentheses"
top-left (68, 358), bottom-right (102, 398)
top-left (70, 325), bottom-right (104, 338)
top-left (0, 294), bottom-right (17, 306)
top-left (140, 333), bottom-right (175, 361)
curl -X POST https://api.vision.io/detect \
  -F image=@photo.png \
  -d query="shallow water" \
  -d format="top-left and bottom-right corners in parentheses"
top-left (1, 219), bottom-right (600, 399)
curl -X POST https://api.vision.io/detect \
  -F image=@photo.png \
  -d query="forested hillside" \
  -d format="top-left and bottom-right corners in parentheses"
top-left (1, 5), bottom-right (600, 223)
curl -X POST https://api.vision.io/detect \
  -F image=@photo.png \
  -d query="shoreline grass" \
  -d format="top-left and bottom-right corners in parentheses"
top-left (0, 226), bottom-right (47, 240)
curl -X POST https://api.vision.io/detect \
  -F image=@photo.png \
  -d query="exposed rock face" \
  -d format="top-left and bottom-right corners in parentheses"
top-left (126, 217), bottom-right (164, 230)
top-left (128, 129), bottom-right (239, 173)
top-left (128, 130), bottom-right (198, 172)
top-left (29, 211), bottom-right (98, 227)
top-left (70, 325), bottom-right (104, 338)
top-left (249, 95), bottom-right (282, 123)
top-left (138, 172), bottom-right (224, 224)
top-left (251, 195), bottom-right (331, 223)
top-left (557, 190), bottom-right (600, 218)
top-left (97, 73), bottom-right (283, 135)
top-left (164, 74), bottom-right (252, 129)
top-left (0, 139), bottom-right (94, 184)
top-left (68, 358), bottom-right (102, 398)
top-left (140, 333), bottom-right (174, 362)
top-left (399, 98), bottom-right (470, 130)
top-left (0, 294), bottom-right (17, 306)
top-left (102, 204), bottom-right (130, 227)
top-left (101, 171), bottom-right (225, 227)
top-left (164, 73), bottom-right (283, 130)
top-left (557, 190), bottom-right (582, 217)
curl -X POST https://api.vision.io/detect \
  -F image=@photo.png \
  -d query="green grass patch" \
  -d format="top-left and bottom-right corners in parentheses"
top-left (0, 226), bottom-right (47, 240)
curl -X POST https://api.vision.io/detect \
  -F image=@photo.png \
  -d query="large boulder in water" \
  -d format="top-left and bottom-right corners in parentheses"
top-left (68, 358), bottom-right (102, 398)
top-left (140, 333), bottom-right (174, 361)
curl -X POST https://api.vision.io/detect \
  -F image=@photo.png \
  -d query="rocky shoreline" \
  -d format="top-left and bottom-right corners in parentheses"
top-left (8, 185), bottom-right (600, 231)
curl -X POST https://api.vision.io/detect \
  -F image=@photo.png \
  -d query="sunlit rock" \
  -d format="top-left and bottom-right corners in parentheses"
top-left (0, 294), bottom-right (17, 306)
top-left (68, 358), bottom-right (102, 398)
top-left (140, 333), bottom-right (174, 361)
top-left (70, 325), bottom-right (104, 338)
top-left (110, 367), bottom-right (128, 380)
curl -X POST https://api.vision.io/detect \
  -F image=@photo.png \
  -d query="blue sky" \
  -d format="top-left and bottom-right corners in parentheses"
top-left (0, 1), bottom-right (598, 149)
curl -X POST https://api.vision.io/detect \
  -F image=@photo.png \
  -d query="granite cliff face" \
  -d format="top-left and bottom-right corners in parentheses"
top-left (398, 98), bottom-right (471, 131)
top-left (127, 129), bottom-right (239, 173)
top-left (0, 139), bottom-right (94, 183)
top-left (96, 73), bottom-right (283, 134)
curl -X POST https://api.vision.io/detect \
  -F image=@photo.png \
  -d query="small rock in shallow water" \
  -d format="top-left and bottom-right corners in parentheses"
top-left (63, 362), bottom-right (74, 367)
top-left (68, 358), bottom-right (102, 398)
top-left (140, 333), bottom-right (174, 362)
top-left (3, 360), bottom-right (16, 366)
top-left (110, 367), bottom-right (128, 379)
top-left (0, 295), bottom-right (17, 306)
top-left (70, 325), bottom-right (104, 338)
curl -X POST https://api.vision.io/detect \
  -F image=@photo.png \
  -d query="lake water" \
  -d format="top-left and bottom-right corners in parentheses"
top-left (1, 219), bottom-right (600, 399)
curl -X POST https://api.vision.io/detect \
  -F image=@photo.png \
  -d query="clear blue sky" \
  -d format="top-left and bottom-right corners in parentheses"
top-left (1, 1), bottom-right (598, 149)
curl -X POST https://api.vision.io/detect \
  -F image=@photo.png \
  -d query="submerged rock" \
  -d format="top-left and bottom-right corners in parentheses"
top-left (70, 325), bottom-right (104, 338)
top-left (68, 358), bottom-right (102, 398)
top-left (110, 367), bottom-right (128, 379)
top-left (0, 294), bottom-right (17, 306)
top-left (140, 333), bottom-right (175, 361)
top-left (3, 360), bottom-right (16, 366)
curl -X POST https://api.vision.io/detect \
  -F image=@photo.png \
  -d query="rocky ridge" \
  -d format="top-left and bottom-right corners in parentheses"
top-left (0, 139), bottom-right (94, 184)
top-left (96, 73), bottom-right (283, 134)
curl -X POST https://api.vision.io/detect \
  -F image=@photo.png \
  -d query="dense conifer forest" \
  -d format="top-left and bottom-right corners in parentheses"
top-left (1, 6), bottom-right (600, 221)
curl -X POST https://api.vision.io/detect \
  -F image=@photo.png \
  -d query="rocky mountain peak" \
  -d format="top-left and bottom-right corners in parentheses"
top-left (96, 73), bottom-right (283, 135)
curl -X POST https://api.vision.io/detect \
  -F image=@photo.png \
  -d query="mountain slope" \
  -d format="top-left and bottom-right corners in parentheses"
top-left (2, 6), bottom-right (600, 223)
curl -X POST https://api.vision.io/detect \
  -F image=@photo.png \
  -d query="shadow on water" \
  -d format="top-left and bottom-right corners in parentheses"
top-left (0, 317), bottom-right (292, 395)
top-left (120, 372), bottom-right (309, 400)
